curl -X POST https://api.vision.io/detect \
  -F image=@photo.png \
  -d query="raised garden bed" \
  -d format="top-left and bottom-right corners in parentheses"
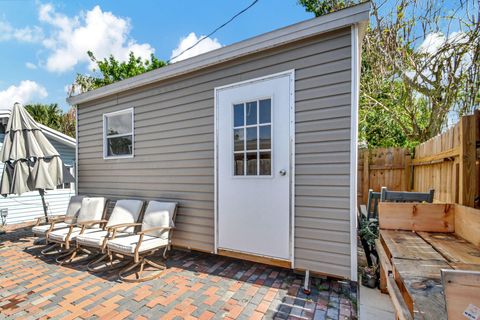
top-left (377, 202), bottom-right (480, 320)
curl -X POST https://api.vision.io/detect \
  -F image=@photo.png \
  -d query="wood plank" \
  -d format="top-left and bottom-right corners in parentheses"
top-left (404, 151), bottom-right (412, 191)
top-left (412, 147), bottom-right (460, 166)
top-left (417, 232), bottom-right (480, 265)
top-left (217, 249), bottom-right (291, 269)
top-left (378, 203), bottom-right (455, 232)
top-left (386, 273), bottom-right (414, 320)
top-left (460, 114), bottom-right (477, 207)
top-left (454, 204), bottom-right (480, 246)
top-left (442, 270), bottom-right (480, 320)
top-left (363, 149), bottom-right (369, 205)
top-left (380, 230), bottom-right (446, 261)
top-left (393, 258), bottom-right (451, 320)
top-left (449, 263), bottom-right (480, 271)
top-left (375, 239), bottom-right (391, 294)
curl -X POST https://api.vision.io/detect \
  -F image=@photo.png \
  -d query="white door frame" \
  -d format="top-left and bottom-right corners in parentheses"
top-left (213, 69), bottom-right (296, 266)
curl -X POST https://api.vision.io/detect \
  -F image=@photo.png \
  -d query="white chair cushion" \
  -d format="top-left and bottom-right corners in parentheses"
top-left (76, 230), bottom-right (127, 248)
top-left (142, 201), bottom-right (177, 239)
top-left (77, 197), bottom-right (106, 222)
top-left (48, 227), bottom-right (100, 242)
top-left (32, 222), bottom-right (69, 235)
top-left (106, 199), bottom-right (143, 232)
top-left (107, 235), bottom-right (168, 254)
top-left (64, 195), bottom-right (85, 224)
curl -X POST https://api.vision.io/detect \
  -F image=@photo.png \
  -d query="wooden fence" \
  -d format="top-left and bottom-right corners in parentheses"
top-left (413, 112), bottom-right (479, 207)
top-left (358, 111), bottom-right (480, 207)
top-left (358, 148), bottom-right (411, 204)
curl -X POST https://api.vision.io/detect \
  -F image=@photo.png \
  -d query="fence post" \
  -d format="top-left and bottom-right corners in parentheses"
top-left (404, 150), bottom-right (412, 192)
top-left (363, 150), bottom-right (370, 204)
top-left (459, 114), bottom-right (476, 207)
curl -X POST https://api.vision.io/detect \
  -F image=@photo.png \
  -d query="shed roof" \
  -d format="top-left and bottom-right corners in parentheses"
top-left (67, 2), bottom-right (370, 106)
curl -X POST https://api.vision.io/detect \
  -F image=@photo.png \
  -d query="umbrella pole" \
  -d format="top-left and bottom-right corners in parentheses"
top-left (38, 189), bottom-right (49, 223)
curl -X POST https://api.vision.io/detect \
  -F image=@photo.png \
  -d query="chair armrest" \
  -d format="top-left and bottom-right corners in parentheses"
top-left (35, 215), bottom-right (66, 226)
top-left (108, 222), bottom-right (142, 240)
top-left (107, 222), bottom-right (142, 230)
top-left (138, 226), bottom-right (174, 235)
top-left (48, 215), bottom-right (67, 223)
top-left (76, 219), bottom-right (108, 227)
top-left (133, 226), bottom-right (174, 258)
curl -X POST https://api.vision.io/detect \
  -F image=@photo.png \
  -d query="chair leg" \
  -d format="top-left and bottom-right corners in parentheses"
top-left (56, 247), bottom-right (93, 265)
top-left (87, 253), bottom-right (130, 273)
top-left (118, 257), bottom-right (167, 283)
top-left (41, 243), bottom-right (62, 256)
top-left (87, 253), bottom-right (110, 272)
top-left (56, 248), bottom-right (77, 264)
top-left (33, 237), bottom-right (47, 246)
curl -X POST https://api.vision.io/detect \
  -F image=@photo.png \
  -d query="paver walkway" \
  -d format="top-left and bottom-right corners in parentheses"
top-left (0, 228), bottom-right (357, 319)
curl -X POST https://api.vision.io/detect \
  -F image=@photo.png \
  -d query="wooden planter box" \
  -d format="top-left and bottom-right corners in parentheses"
top-left (376, 202), bottom-right (480, 320)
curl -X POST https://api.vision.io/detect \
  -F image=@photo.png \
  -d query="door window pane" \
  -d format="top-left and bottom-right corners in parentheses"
top-left (259, 125), bottom-right (271, 150)
top-left (107, 136), bottom-right (133, 157)
top-left (234, 104), bottom-right (244, 127)
top-left (259, 152), bottom-right (271, 175)
top-left (107, 112), bottom-right (132, 135)
top-left (232, 98), bottom-right (272, 177)
top-left (246, 152), bottom-right (257, 175)
top-left (246, 101), bottom-right (257, 125)
top-left (234, 128), bottom-right (244, 151)
top-left (234, 153), bottom-right (244, 176)
top-left (259, 99), bottom-right (271, 124)
top-left (246, 127), bottom-right (257, 150)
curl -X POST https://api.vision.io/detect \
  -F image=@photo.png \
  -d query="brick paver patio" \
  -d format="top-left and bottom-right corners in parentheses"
top-left (0, 228), bottom-right (357, 319)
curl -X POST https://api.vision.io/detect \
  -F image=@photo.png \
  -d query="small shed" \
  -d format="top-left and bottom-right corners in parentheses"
top-left (68, 3), bottom-right (370, 280)
top-left (0, 110), bottom-right (76, 225)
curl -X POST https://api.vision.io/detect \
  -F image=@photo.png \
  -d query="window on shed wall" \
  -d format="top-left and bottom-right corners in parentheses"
top-left (103, 108), bottom-right (134, 159)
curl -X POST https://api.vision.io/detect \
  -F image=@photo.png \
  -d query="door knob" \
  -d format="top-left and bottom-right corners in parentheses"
top-left (279, 169), bottom-right (287, 176)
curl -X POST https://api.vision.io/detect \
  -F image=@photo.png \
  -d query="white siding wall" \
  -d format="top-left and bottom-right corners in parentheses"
top-left (0, 132), bottom-right (76, 225)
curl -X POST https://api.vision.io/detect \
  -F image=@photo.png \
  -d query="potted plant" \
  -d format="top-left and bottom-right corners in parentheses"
top-left (361, 265), bottom-right (378, 288)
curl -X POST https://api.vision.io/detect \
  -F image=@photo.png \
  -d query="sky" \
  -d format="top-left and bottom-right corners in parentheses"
top-left (0, 0), bottom-right (313, 112)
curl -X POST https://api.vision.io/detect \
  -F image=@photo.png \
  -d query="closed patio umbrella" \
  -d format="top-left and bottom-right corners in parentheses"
top-left (0, 103), bottom-right (70, 222)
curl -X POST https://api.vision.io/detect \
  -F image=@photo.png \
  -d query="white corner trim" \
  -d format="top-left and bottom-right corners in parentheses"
top-left (213, 85), bottom-right (219, 255)
top-left (349, 24), bottom-right (360, 281)
top-left (75, 107), bottom-right (79, 196)
top-left (289, 70), bottom-right (296, 268)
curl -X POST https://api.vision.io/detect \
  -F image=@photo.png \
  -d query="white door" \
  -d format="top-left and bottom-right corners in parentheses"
top-left (216, 71), bottom-right (294, 261)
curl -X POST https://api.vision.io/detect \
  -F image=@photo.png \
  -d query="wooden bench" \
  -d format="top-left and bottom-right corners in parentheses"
top-left (377, 203), bottom-right (480, 320)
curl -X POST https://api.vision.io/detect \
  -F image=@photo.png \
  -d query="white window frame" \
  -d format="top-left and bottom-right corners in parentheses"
top-left (232, 97), bottom-right (274, 177)
top-left (103, 108), bottom-right (135, 160)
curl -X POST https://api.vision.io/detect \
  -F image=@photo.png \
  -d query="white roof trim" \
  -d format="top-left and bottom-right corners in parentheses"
top-left (67, 2), bottom-right (370, 105)
top-left (0, 113), bottom-right (76, 147)
top-left (38, 124), bottom-right (76, 147)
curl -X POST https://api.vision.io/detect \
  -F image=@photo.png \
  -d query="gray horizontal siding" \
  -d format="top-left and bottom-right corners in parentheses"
top-left (77, 27), bottom-right (353, 277)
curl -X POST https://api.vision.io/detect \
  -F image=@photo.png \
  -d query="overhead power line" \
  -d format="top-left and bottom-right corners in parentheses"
top-left (168, 0), bottom-right (259, 63)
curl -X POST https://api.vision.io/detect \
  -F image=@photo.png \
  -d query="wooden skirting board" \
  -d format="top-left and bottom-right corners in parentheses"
top-left (217, 249), bottom-right (291, 269)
